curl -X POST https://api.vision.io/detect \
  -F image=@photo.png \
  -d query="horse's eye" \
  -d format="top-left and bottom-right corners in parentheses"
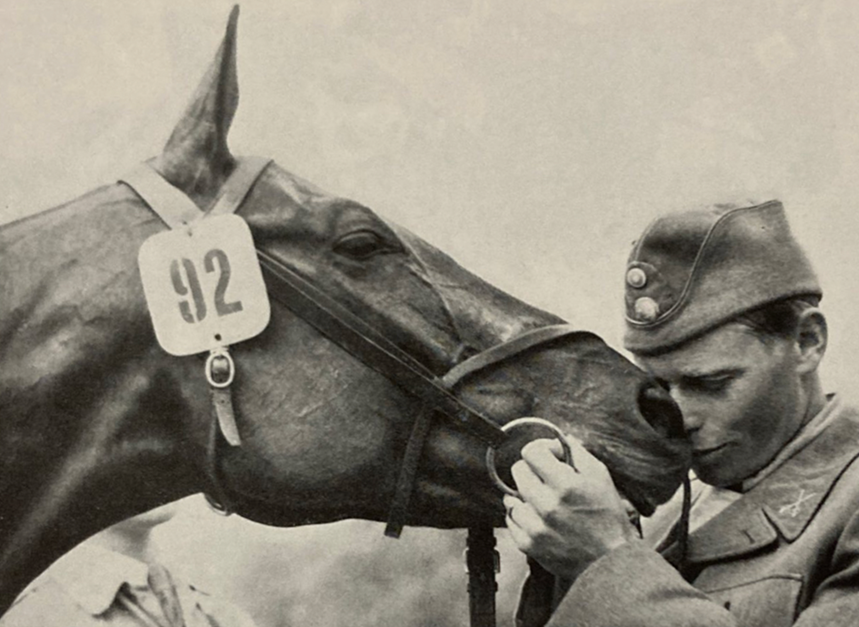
top-left (333, 230), bottom-right (393, 260)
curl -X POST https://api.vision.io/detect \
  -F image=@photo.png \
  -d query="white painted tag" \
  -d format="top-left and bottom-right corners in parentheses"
top-left (138, 214), bottom-right (271, 356)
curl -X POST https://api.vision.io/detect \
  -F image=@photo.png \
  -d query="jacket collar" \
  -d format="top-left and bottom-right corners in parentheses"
top-left (680, 397), bottom-right (859, 563)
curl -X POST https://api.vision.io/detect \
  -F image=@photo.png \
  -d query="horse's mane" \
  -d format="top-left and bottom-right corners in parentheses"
top-left (0, 184), bottom-right (153, 300)
top-left (1, 185), bottom-right (112, 233)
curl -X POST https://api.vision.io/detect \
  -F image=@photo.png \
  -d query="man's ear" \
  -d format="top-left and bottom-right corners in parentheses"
top-left (795, 308), bottom-right (827, 375)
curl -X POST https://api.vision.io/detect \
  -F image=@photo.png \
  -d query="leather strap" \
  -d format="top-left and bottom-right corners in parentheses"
top-left (203, 402), bottom-right (234, 515)
top-left (677, 475), bottom-right (691, 570)
top-left (209, 157), bottom-right (272, 217)
top-left (467, 526), bottom-right (498, 627)
top-left (121, 158), bottom-right (272, 227)
top-left (120, 163), bottom-right (201, 227)
top-left (212, 387), bottom-right (242, 446)
top-left (384, 406), bottom-right (436, 538)
top-left (442, 325), bottom-right (587, 389)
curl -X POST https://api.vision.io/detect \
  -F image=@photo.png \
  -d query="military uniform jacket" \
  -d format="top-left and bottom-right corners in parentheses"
top-left (530, 397), bottom-right (859, 627)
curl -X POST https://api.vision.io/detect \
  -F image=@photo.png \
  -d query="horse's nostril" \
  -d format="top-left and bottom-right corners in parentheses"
top-left (638, 382), bottom-right (684, 439)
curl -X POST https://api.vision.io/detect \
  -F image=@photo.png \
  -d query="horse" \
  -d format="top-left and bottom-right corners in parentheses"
top-left (0, 7), bottom-right (690, 616)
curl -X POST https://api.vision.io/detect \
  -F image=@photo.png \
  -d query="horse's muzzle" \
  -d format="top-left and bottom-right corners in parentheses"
top-left (638, 381), bottom-right (685, 440)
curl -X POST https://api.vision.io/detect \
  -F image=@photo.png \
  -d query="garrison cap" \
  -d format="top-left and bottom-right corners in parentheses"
top-left (623, 199), bottom-right (821, 355)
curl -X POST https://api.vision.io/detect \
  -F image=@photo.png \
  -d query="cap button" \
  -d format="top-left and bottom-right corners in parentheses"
top-left (626, 267), bottom-right (647, 289)
top-left (634, 297), bottom-right (660, 322)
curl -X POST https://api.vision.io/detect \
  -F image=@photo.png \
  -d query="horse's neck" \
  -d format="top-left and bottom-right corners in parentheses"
top-left (0, 186), bottom-right (205, 610)
top-left (0, 185), bottom-right (165, 482)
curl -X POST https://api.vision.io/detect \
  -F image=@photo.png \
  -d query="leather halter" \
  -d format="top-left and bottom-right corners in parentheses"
top-left (122, 157), bottom-right (586, 627)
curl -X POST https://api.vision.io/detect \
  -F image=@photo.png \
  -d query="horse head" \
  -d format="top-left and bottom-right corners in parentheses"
top-left (0, 7), bottom-right (689, 612)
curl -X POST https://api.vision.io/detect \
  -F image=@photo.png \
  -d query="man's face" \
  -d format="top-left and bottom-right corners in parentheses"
top-left (636, 323), bottom-right (804, 487)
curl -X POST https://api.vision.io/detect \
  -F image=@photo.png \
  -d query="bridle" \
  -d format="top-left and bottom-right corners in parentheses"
top-left (122, 156), bottom-right (589, 627)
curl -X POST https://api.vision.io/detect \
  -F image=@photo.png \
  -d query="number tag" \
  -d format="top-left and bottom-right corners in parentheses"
top-left (138, 214), bottom-right (271, 356)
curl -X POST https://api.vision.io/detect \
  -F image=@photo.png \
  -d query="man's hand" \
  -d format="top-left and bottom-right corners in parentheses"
top-left (504, 436), bottom-right (640, 581)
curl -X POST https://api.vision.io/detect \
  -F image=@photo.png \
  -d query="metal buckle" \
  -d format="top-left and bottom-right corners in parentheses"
top-left (485, 417), bottom-right (574, 498)
top-left (462, 548), bottom-right (501, 574)
top-left (205, 348), bottom-right (235, 388)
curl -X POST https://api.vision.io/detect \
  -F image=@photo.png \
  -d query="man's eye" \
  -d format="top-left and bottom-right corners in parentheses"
top-left (687, 377), bottom-right (732, 393)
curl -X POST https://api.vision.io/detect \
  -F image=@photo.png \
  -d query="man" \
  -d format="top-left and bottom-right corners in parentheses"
top-left (0, 503), bottom-right (259, 627)
top-left (506, 199), bottom-right (859, 626)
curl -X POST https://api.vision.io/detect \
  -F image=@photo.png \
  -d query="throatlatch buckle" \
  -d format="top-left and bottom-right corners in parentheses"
top-left (206, 348), bottom-right (235, 388)
top-left (205, 347), bottom-right (242, 447)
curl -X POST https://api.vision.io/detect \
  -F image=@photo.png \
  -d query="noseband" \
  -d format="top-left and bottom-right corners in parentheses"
top-left (122, 157), bottom-right (585, 627)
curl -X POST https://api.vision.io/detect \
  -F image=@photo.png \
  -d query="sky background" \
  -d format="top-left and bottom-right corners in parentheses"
top-left (4, 1), bottom-right (859, 626)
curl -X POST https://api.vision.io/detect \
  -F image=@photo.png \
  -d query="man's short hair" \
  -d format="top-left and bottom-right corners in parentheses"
top-left (732, 296), bottom-right (821, 343)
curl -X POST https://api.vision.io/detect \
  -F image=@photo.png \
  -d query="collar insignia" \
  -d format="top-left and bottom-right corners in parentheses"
top-left (777, 488), bottom-right (817, 519)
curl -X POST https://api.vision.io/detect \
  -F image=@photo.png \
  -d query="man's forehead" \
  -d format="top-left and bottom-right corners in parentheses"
top-left (635, 323), bottom-right (762, 376)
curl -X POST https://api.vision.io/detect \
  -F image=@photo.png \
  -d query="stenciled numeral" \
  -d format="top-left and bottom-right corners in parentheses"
top-left (170, 249), bottom-right (243, 323)
top-left (205, 248), bottom-right (244, 316)
top-left (171, 258), bottom-right (207, 323)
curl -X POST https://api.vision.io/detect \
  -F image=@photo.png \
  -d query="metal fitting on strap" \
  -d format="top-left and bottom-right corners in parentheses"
top-left (206, 348), bottom-right (235, 388)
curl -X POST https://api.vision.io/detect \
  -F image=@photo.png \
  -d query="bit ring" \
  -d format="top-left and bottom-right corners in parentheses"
top-left (486, 417), bottom-right (574, 498)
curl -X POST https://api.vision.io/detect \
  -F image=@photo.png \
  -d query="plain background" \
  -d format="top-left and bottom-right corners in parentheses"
top-left (3, 1), bottom-right (859, 626)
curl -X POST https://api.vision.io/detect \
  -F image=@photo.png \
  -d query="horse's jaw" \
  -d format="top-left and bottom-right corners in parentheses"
top-left (219, 474), bottom-right (507, 531)
top-left (218, 407), bottom-right (508, 531)
top-left (209, 361), bottom-right (509, 531)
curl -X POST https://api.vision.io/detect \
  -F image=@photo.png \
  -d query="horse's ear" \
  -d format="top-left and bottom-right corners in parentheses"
top-left (155, 5), bottom-right (240, 206)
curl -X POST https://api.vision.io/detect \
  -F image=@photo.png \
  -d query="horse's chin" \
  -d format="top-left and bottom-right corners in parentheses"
top-left (228, 497), bottom-right (377, 528)
top-left (229, 505), bottom-right (505, 532)
top-left (226, 479), bottom-right (506, 530)
top-left (404, 480), bottom-right (507, 529)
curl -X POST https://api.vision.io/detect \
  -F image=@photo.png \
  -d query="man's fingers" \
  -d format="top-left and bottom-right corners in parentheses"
top-left (520, 438), bottom-right (578, 489)
top-left (504, 432), bottom-right (636, 580)
top-left (526, 435), bottom-right (609, 479)
top-left (512, 458), bottom-right (582, 519)
top-left (511, 459), bottom-right (555, 504)
top-left (503, 494), bottom-right (522, 515)
top-left (541, 437), bottom-right (566, 460)
top-left (505, 513), bottom-right (533, 552)
top-left (506, 499), bottom-right (546, 536)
